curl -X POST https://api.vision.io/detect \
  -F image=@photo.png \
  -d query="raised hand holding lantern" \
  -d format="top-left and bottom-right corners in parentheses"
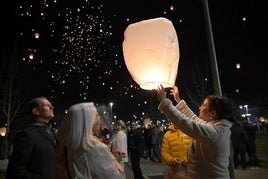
top-left (122, 17), bottom-right (180, 90)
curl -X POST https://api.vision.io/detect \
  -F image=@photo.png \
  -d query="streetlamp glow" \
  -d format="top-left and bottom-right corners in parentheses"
top-left (244, 105), bottom-right (250, 123)
top-left (109, 102), bottom-right (114, 121)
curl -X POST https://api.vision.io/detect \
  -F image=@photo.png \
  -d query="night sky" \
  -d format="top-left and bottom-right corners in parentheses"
top-left (1, 0), bottom-right (267, 123)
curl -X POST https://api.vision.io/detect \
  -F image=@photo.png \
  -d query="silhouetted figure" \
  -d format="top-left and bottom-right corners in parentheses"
top-left (230, 122), bottom-right (248, 169)
top-left (243, 122), bottom-right (260, 169)
top-left (127, 121), bottom-right (144, 179)
top-left (144, 124), bottom-right (152, 160)
top-left (151, 122), bottom-right (162, 163)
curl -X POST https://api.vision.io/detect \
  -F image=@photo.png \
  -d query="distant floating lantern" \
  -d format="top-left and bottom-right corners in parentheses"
top-left (236, 63), bottom-right (240, 69)
top-left (34, 32), bottom-right (40, 39)
top-left (122, 17), bottom-right (180, 90)
top-left (0, 127), bottom-right (6, 136)
top-left (29, 53), bottom-right (34, 60)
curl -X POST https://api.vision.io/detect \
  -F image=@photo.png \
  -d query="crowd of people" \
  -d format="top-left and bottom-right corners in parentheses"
top-left (4, 84), bottom-right (262, 179)
top-left (230, 121), bottom-right (260, 170)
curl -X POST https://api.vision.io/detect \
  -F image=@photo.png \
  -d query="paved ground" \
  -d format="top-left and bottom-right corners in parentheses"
top-left (125, 158), bottom-right (268, 179)
top-left (125, 157), bottom-right (164, 179)
top-left (1, 158), bottom-right (268, 179)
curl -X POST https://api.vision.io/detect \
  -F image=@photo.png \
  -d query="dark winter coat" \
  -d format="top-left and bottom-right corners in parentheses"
top-left (6, 119), bottom-right (57, 179)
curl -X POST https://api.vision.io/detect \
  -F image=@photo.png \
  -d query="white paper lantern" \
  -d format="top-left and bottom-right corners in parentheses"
top-left (123, 17), bottom-right (180, 90)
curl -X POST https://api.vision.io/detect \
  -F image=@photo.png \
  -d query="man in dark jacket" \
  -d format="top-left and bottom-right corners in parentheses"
top-left (127, 121), bottom-right (144, 179)
top-left (150, 122), bottom-right (162, 163)
top-left (6, 96), bottom-right (57, 179)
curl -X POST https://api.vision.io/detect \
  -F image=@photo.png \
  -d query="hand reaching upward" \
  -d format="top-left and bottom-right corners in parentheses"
top-left (156, 84), bottom-right (167, 102)
top-left (170, 86), bottom-right (181, 103)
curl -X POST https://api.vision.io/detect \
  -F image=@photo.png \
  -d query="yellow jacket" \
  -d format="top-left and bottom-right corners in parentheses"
top-left (161, 124), bottom-right (191, 166)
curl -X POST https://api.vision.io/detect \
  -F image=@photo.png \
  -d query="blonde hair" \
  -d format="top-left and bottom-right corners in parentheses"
top-left (117, 120), bottom-right (127, 133)
top-left (56, 102), bottom-right (100, 151)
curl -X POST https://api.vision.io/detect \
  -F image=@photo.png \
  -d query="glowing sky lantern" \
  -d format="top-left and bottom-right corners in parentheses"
top-left (236, 63), bottom-right (240, 69)
top-left (29, 53), bottom-right (34, 60)
top-left (34, 32), bottom-right (40, 39)
top-left (122, 17), bottom-right (180, 90)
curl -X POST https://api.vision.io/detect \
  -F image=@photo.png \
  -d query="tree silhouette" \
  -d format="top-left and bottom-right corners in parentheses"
top-left (0, 42), bottom-right (27, 159)
top-left (182, 57), bottom-right (213, 113)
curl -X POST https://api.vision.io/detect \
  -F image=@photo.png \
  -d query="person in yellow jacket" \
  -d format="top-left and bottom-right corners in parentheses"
top-left (161, 123), bottom-right (191, 179)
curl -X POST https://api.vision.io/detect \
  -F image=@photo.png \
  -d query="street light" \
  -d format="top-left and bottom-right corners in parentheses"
top-left (244, 105), bottom-right (248, 114)
top-left (244, 105), bottom-right (250, 123)
top-left (109, 102), bottom-right (114, 122)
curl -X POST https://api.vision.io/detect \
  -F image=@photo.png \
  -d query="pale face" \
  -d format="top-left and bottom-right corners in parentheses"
top-left (199, 98), bottom-right (215, 122)
top-left (93, 113), bottom-right (101, 134)
top-left (115, 122), bottom-right (122, 130)
top-left (35, 98), bottom-right (54, 123)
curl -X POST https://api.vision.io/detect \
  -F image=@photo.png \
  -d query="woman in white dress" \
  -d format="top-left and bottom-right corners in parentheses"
top-left (109, 120), bottom-right (128, 170)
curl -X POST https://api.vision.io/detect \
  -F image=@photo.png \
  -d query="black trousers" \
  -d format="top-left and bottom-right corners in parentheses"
top-left (130, 149), bottom-right (143, 179)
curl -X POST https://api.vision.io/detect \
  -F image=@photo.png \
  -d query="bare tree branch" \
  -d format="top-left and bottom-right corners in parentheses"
top-left (0, 41), bottom-right (28, 159)
top-left (184, 57), bottom-right (213, 110)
